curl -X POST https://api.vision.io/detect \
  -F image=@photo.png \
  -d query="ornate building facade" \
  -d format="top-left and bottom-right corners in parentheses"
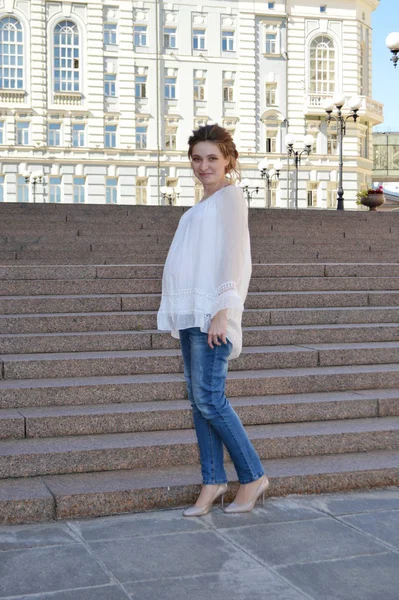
top-left (0, 0), bottom-right (383, 208)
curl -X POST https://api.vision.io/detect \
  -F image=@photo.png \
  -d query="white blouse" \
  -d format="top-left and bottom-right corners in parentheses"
top-left (157, 184), bottom-right (252, 360)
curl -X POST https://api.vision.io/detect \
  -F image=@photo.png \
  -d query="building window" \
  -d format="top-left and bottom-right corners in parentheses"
top-left (266, 83), bottom-right (277, 106)
top-left (48, 122), bottom-right (61, 146)
top-left (0, 175), bottom-right (4, 201)
top-left (326, 183), bottom-right (337, 208)
top-left (135, 75), bottom-right (147, 98)
top-left (310, 35), bottom-right (335, 95)
top-left (136, 178), bottom-right (147, 204)
top-left (164, 27), bottom-right (176, 49)
top-left (265, 33), bottom-right (277, 55)
top-left (265, 118), bottom-right (279, 153)
top-left (104, 74), bottom-right (116, 97)
top-left (134, 25), bottom-right (147, 47)
top-left (268, 2), bottom-right (275, 8)
top-left (104, 23), bottom-right (117, 45)
top-left (49, 176), bottom-right (62, 203)
top-left (165, 128), bottom-right (177, 150)
top-left (320, 5), bottom-right (327, 13)
top-left (73, 176), bottom-right (85, 203)
top-left (136, 126), bottom-right (147, 149)
top-left (327, 125), bottom-right (338, 155)
top-left (266, 132), bottom-right (277, 153)
top-left (223, 78), bottom-right (234, 102)
top-left (0, 17), bottom-right (23, 90)
top-left (17, 175), bottom-right (29, 202)
top-left (0, 121), bottom-right (4, 144)
top-left (106, 177), bottom-right (118, 203)
top-left (54, 21), bottom-right (80, 92)
top-left (16, 121), bottom-right (29, 145)
top-left (194, 180), bottom-right (203, 204)
top-left (270, 179), bottom-right (278, 206)
top-left (193, 77), bottom-right (205, 100)
top-left (72, 123), bottom-right (85, 147)
top-left (307, 182), bottom-right (318, 207)
top-left (105, 124), bottom-right (117, 148)
top-left (193, 29), bottom-right (206, 50)
top-left (222, 31), bottom-right (235, 52)
top-left (359, 127), bottom-right (369, 159)
top-left (360, 42), bottom-right (365, 96)
top-left (165, 76), bottom-right (176, 99)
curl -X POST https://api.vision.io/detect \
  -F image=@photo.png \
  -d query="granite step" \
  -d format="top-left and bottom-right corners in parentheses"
top-left (4, 262), bottom-right (399, 281)
top-left (1, 416), bottom-right (399, 478)
top-left (1, 345), bottom-right (319, 379)
top-left (0, 389), bottom-right (396, 439)
top-left (3, 276), bottom-right (399, 297)
top-left (3, 322), bottom-right (399, 354)
top-left (3, 363), bottom-right (399, 409)
top-left (6, 289), bottom-right (399, 315)
top-left (1, 448), bottom-right (397, 523)
top-left (4, 305), bottom-right (399, 335)
top-left (5, 341), bottom-right (399, 380)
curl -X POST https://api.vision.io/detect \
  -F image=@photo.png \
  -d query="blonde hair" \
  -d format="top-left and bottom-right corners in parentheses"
top-left (188, 124), bottom-right (241, 184)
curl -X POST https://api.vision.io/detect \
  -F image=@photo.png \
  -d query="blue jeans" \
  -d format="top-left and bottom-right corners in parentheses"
top-left (179, 327), bottom-right (265, 485)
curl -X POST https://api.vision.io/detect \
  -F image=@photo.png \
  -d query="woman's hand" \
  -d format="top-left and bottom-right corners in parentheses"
top-left (208, 309), bottom-right (228, 349)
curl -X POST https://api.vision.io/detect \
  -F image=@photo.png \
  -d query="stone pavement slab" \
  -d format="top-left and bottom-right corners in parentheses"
top-left (339, 509), bottom-right (399, 549)
top-left (0, 488), bottom-right (398, 600)
top-left (302, 486), bottom-right (399, 515)
top-left (87, 529), bottom-right (260, 582)
top-left (220, 516), bottom-right (389, 567)
top-left (277, 552), bottom-right (399, 600)
top-left (125, 568), bottom-right (309, 600)
top-left (69, 508), bottom-right (205, 542)
top-left (0, 586), bottom-right (130, 600)
top-left (0, 522), bottom-right (76, 551)
top-left (0, 545), bottom-right (110, 597)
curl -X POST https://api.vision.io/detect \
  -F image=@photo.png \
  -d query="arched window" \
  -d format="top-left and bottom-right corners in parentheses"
top-left (309, 35), bottom-right (335, 95)
top-left (54, 20), bottom-right (80, 92)
top-left (0, 17), bottom-right (23, 89)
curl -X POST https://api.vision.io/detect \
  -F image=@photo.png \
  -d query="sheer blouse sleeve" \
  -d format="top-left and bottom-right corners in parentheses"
top-left (211, 185), bottom-right (252, 319)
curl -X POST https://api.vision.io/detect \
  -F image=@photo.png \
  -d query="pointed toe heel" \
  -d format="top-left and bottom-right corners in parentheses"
top-left (223, 476), bottom-right (269, 514)
top-left (183, 484), bottom-right (228, 517)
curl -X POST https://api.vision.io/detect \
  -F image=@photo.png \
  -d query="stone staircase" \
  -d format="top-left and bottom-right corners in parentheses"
top-left (0, 202), bottom-right (399, 524)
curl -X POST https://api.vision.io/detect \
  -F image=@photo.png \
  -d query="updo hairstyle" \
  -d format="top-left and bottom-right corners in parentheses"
top-left (187, 124), bottom-right (241, 183)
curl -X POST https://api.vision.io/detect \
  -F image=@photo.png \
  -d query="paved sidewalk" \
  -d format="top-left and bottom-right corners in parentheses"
top-left (1, 487), bottom-right (399, 600)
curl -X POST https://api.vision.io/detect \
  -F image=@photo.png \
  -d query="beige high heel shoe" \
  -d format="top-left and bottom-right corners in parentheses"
top-left (223, 475), bottom-right (269, 514)
top-left (183, 483), bottom-right (228, 517)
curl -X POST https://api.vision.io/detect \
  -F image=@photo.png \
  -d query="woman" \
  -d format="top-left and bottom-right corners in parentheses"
top-left (157, 124), bottom-right (269, 516)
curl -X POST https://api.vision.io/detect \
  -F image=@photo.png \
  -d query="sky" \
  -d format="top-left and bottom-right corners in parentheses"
top-left (372, 0), bottom-right (399, 131)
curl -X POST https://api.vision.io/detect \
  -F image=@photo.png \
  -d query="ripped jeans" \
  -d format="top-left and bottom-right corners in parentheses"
top-left (179, 327), bottom-right (265, 485)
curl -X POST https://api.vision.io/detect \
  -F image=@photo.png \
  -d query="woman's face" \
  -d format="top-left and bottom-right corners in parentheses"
top-left (190, 141), bottom-right (230, 187)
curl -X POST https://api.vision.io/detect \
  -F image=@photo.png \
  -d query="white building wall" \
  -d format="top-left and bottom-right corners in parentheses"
top-left (0, 0), bottom-right (383, 209)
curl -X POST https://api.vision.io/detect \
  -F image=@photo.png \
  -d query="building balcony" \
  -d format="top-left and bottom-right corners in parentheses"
top-left (305, 94), bottom-right (384, 124)
top-left (54, 92), bottom-right (82, 106)
top-left (0, 89), bottom-right (26, 104)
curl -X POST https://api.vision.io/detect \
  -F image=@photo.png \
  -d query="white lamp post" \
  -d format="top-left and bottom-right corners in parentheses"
top-left (239, 177), bottom-right (259, 207)
top-left (257, 158), bottom-right (282, 208)
top-left (386, 32), bottom-right (399, 68)
top-left (285, 134), bottom-right (314, 209)
top-left (323, 94), bottom-right (361, 210)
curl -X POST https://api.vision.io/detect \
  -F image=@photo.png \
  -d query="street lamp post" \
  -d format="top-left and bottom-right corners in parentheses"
top-left (160, 185), bottom-right (181, 206)
top-left (23, 170), bottom-right (44, 203)
top-left (257, 159), bottom-right (282, 208)
top-left (239, 178), bottom-right (259, 207)
top-left (323, 94), bottom-right (362, 211)
top-left (386, 32), bottom-right (399, 68)
top-left (285, 134), bottom-right (314, 210)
